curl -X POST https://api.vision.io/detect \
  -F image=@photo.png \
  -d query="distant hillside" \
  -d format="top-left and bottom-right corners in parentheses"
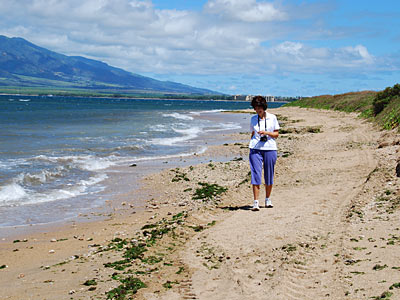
top-left (0, 35), bottom-right (219, 95)
top-left (285, 85), bottom-right (400, 131)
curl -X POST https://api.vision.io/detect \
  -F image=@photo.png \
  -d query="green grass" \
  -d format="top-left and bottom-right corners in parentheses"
top-left (285, 85), bottom-right (400, 131)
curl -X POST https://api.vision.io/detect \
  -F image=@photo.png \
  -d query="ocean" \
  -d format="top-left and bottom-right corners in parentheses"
top-left (0, 95), bottom-right (284, 229)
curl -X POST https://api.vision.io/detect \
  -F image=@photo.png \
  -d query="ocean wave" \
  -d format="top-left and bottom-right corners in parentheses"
top-left (153, 124), bottom-right (167, 132)
top-left (150, 127), bottom-right (201, 146)
top-left (205, 122), bottom-right (242, 132)
top-left (0, 183), bottom-right (28, 203)
top-left (130, 146), bottom-right (207, 163)
top-left (163, 112), bottom-right (194, 121)
top-left (190, 109), bottom-right (226, 116)
top-left (30, 154), bottom-right (119, 171)
top-left (0, 173), bottom-right (107, 207)
top-left (16, 166), bottom-right (65, 185)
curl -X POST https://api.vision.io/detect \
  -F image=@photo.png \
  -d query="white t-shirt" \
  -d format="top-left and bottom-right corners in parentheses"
top-left (249, 112), bottom-right (280, 150)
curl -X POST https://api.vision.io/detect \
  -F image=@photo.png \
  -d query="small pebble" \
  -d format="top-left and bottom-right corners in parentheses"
top-left (49, 250), bottom-right (55, 254)
top-left (50, 238), bottom-right (57, 242)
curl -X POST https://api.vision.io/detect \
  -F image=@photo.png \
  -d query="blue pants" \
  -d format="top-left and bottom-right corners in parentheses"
top-left (249, 149), bottom-right (277, 185)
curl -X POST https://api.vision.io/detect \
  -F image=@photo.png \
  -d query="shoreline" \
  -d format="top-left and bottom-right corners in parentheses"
top-left (1, 107), bottom-right (399, 300)
top-left (0, 110), bottom-right (252, 240)
top-left (1, 92), bottom-right (290, 104)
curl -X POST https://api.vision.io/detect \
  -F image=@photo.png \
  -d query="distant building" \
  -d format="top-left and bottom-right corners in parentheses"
top-left (242, 95), bottom-right (275, 102)
top-left (233, 95), bottom-right (247, 101)
top-left (265, 95), bottom-right (275, 102)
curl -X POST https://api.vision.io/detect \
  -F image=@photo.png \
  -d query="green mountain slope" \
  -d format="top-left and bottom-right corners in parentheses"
top-left (0, 35), bottom-right (218, 95)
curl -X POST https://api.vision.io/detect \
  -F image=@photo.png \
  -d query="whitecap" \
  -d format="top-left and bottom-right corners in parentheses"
top-left (0, 183), bottom-right (28, 203)
top-left (205, 122), bottom-right (242, 132)
top-left (30, 154), bottom-right (118, 171)
top-left (0, 173), bottom-right (107, 207)
top-left (190, 109), bottom-right (226, 115)
top-left (150, 127), bottom-right (201, 146)
top-left (130, 146), bottom-right (207, 163)
top-left (163, 112), bottom-right (194, 121)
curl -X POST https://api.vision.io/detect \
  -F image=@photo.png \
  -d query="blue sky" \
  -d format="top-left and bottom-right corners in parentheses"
top-left (0, 0), bottom-right (399, 96)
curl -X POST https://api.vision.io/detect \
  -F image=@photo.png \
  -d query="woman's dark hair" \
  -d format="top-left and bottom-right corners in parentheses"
top-left (251, 96), bottom-right (268, 110)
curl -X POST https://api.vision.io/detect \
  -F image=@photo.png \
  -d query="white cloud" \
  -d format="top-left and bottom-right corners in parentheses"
top-left (0, 0), bottom-right (391, 95)
top-left (205, 0), bottom-right (287, 22)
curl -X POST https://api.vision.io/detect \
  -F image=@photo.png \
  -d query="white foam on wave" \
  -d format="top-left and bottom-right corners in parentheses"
top-left (153, 124), bottom-right (167, 132)
top-left (0, 173), bottom-right (108, 207)
top-left (0, 183), bottom-right (28, 203)
top-left (17, 166), bottom-right (65, 185)
top-left (19, 99), bottom-right (31, 102)
top-left (150, 127), bottom-right (201, 146)
top-left (190, 109), bottom-right (226, 116)
top-left (163, 112), bottom-right (194, 121)
top-left (30, 154), bottom-right (118, 171)
top-left (205, 122), bottom-right (242, 132)
top-left (130, 146), bottom-right (207, 163)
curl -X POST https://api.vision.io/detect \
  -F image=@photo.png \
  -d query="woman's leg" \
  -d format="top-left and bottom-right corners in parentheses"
top-left (265, 184), bottom-right (273, 198)
top-left (249, 149), bottom-right (263, 209)
top-left (249, 149), bottom-right (263, 199)
top-left (253, 184), bottom-right (260, 200)
top-left (263, 150), bottom-right (277, 200)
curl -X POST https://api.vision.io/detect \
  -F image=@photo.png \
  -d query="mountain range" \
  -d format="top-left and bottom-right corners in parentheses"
top-left (0, 35), bottom-right (218, 95)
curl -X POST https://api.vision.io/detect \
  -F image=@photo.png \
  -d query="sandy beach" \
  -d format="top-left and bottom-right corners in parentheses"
top-left (1, 106), bottom-right (399, 300)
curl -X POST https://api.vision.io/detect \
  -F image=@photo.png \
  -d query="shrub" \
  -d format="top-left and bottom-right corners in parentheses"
top-left (373, 83), bottom-right (400, 115)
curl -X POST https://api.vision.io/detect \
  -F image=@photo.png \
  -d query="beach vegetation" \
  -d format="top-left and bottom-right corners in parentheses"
top-left (389, 283), bottom-right (400, 290)
top-left (344, 259), bottom-right (362, 265)
top-left (142, 255), bottom-right (163, 265)
top-left (373, 264), bottom-right (388, 271)
top-left (371, 291), bottom-right (393, 299)
top-left (104, 259), bottom-right (132, 271)
top-left (162, 280), bottom-right (179, 289)
top-left (285, 84), bottom-right (400, 131)
top-left (83, 279), bottom-right (97, 286)
top-left (106, 277), bottom-right (146, 300)
top-left (171, 168), bottom-right (190, 182)
top-left (124, 244), bottom-right (148, 260)
top-left (192, 182), bottom-right (228, 202)
top-left (109, 238), bottom-right (128, 250)
top-left (350, 271), bottom-right (365, 275)
top-left (281, 244), bottom-right (297, 253)
top-left (207, 220), bottom-right (216, 226)
top-left (0, 265), bottom-right (7, 269)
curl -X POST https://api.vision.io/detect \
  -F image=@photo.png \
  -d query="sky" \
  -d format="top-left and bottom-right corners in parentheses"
top-left (0, 0), bottom-right (399, 96)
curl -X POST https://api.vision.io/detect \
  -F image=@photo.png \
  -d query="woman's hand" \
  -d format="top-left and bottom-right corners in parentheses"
top-left (258, 130), bottom-right (279, 138)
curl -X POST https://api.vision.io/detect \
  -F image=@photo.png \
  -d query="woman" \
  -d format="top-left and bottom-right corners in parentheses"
top-left (249, 96), bottom-right (280, 210)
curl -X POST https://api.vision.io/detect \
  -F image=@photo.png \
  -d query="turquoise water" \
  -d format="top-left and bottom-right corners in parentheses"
top-left (0, 95), bottom-right (284, 227)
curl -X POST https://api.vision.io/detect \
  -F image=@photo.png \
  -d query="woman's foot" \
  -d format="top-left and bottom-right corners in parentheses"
top-left (252, 200), bottom-right (260, 211)
top-left (265, 198), bottom-right (273, 208)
